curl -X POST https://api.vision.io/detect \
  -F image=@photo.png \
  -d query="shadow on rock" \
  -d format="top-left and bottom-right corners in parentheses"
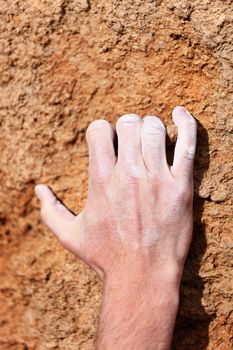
top-left (167, 120), bottom-right (212, 350)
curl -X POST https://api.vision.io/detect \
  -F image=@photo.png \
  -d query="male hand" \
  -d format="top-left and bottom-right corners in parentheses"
top-left (35, 106), bottom-right (197, 350)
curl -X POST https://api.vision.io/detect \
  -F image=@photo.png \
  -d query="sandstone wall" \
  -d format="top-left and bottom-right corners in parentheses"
top-left (0, 1), bottom-right (232, 349)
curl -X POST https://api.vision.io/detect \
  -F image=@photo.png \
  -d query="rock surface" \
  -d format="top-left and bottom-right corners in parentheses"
top-left (0, 0), bottom-right (232, 349)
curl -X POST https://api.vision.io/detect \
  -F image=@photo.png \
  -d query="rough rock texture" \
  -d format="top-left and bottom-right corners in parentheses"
top-left (0, 1), bottom-right (232, 349)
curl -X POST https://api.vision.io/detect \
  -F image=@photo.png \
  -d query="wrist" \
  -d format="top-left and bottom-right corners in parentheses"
top-left (103, 266), bottom-right (181, 308)
top-left (104, 258), bottom-right (183, 292)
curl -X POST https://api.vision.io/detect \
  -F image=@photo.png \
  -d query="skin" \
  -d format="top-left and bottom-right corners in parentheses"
top-left (35, 105), bottom-right (197, 350)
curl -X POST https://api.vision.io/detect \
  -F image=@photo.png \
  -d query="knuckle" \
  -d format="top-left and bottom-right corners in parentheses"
top-left (121, 168), bottom-right (142, 188)
top-left (175, 186), bottom-right (192, 206)
top-left (183, 147), bottom-right (196, 162)
top-left (124, 173), bottom-right (140, 185)
top-left (119, 159), bottom-right (144, 178)
top-left (91, 166), bottom-right (112, 185)
top-left (143, 138), bottom-right (161, 152)
top-left (117, 162), bottom-right (140, 184)
top-left (123, 178), bottom-right (141, 196)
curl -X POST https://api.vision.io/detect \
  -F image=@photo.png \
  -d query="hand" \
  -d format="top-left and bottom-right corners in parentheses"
top-left (35, 106), bottom-right (196, 282)
top-left (35, 106), bottom-right (197, 350)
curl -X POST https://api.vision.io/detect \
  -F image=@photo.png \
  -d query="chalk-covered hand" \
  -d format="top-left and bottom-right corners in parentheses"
top-left (35, 106), bottom-right (197, 350)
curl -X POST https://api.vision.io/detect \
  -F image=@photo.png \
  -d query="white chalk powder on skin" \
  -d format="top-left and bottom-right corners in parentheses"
top-left (143, 227), bottom-right (160, 247)
top-left (132, 227), bottom-right (160, 250)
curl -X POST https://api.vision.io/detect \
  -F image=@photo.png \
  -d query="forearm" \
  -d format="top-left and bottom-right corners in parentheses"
top-left (97, 270), bottom-right (180, 350)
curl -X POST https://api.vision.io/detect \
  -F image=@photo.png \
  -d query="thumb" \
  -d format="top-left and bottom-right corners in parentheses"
top-left (35, 184), bottom-right (78, 247)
